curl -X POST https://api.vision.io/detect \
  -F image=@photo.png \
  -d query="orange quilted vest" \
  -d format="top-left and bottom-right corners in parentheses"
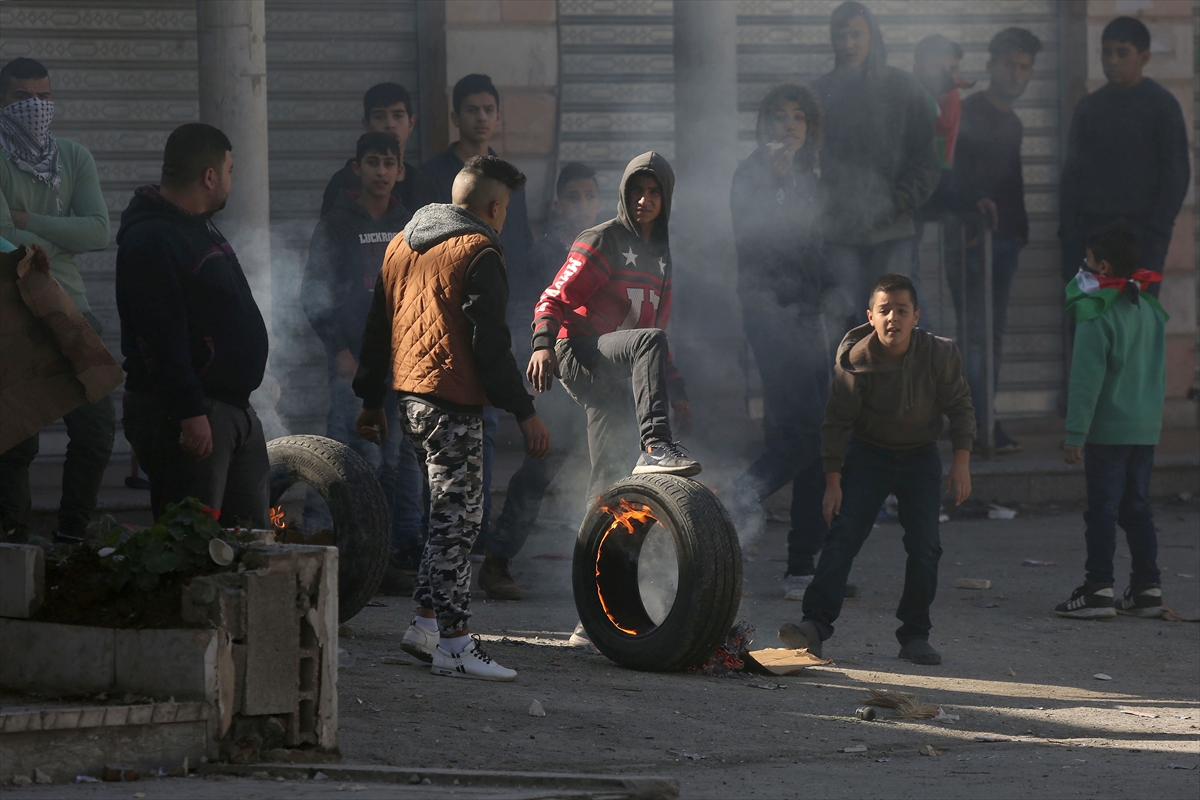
top-left (380, 231), bottom-right (496, 407)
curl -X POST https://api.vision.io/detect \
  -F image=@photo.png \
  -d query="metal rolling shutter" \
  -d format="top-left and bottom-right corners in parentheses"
top-left (0, 0), bottom-right (420, 456)
top-left (737, 0), bottom-right (1065, 421)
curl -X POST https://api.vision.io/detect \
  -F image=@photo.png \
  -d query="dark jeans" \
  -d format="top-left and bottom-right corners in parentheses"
top-left (0, 312), bottom-right (116, 539)
top-left (489, 382), bottom-right (588, 560)
top-left (1082, 443), bottom-right (1160, 588)
top-left (946, 235), bottom-right (1023, 424)
top-left (730, 298), bottom-right (830, 574)
top-left (557, 329), bottom-right (673, 501)
top-left (122, 391), bottom-right (270, 528)
top-left (802, 441), bottom-right (943, 645)
top-left (378, 392), bottom-right (426, 566)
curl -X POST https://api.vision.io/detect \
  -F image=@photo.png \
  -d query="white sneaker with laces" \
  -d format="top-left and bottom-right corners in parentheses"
top-left (430, 637), bottom-right (517, 681)
top-left (401, 622), bottom-right (439, 663)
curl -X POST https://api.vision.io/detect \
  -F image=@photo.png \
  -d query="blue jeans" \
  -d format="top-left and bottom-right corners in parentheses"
top-left (802, 440), bottom-right (943, 645)
top-left (825, 239), bottom-right (919, 332)
top-left (730, 297), bottom-right (830, 574)
top-left (379, 392), bottom-right (426, 566)
top-left (489, 385), bottom-right (588, 560)
top-left (326, 357), bottom-right (380, 469)
top-left (1083, 444), bottom-right (1159, 588)
top-left (946, 235), bottom-right (1023, 425)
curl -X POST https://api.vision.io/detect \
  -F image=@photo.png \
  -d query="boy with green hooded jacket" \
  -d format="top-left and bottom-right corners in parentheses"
top-left (1056, 221), bottom-right (1168, 620)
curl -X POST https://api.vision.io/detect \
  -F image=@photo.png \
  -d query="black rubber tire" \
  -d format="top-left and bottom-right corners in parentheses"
top-left (266, 434), bottom-right (390, 622)
top-left (572, 474), bottom-right (743, 671)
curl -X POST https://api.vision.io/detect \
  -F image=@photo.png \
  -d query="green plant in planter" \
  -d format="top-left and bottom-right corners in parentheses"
top-left (97, 498), bottom-right (224, 592)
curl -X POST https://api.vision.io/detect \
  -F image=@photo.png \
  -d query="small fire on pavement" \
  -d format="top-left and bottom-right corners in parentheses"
top-left (269, 505), bottom-right (286, 529)
top-left (594, 499), bottom-right (658, 635)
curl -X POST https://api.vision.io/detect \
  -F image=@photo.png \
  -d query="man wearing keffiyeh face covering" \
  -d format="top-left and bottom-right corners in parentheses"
top-left (0, 57), bottom-right (115, 543)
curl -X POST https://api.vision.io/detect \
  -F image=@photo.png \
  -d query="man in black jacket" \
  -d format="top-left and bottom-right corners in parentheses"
top-left (319, 82), bottom-right (438, 219)
top-left (116, 123), bottom-right (270, 526)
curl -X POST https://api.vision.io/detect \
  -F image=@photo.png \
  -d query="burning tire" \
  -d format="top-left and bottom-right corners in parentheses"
top-left (572, 474), bottom-right (742, 671)
top-left (267, 434), bottom-right (389, 622)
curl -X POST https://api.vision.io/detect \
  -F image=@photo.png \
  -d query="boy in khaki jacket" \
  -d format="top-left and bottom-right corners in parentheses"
top-left (779, 273), bottom-right (975, 666)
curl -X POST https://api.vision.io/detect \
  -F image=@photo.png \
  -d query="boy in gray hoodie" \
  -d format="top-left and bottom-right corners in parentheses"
top-left (779, 273), bottom-right (975, 666)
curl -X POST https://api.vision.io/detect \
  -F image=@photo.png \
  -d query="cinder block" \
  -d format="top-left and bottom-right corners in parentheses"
top-left (0, 543), bottom-right (44, 618)
top-left (182, 574), bottom-right (248, 640)
top-left (242, 545), bottom-right (326, 593)
top-left (241, 572), bottom-right (300, 716)
top-left (114, 628), bottom-right (218, 701)
top-left (0, 619), bottom-right (114, 694)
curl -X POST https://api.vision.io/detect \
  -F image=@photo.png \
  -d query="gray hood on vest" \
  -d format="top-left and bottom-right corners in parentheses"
top-left (403, 203), bottom-right (502, 255)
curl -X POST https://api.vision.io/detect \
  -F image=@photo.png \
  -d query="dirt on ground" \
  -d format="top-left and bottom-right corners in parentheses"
top-left (9, 499), bottom-right (1199, 799)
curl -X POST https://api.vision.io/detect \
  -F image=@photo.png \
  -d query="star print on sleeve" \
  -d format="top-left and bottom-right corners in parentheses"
top-left (657, 258), bottom-right (666, 274)
top-left (622, 246), bottom-right (638, 267)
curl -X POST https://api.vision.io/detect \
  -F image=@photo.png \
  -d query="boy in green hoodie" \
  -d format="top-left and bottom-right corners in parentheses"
top-left (1056, 222), bottom-right (1168, 620)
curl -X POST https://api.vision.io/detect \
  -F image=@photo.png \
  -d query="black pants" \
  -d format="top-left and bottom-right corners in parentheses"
top-left (0, 312), bottom-right (116, 539)
top-left (122, 391), bottom-right (270, 528)
top-left (556, 329), bottom-right (674, 501)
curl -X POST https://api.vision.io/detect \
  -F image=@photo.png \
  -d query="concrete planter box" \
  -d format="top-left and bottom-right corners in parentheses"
top-left (0, 545), bottom-right (338, 784)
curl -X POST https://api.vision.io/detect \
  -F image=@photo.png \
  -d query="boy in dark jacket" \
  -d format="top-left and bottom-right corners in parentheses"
top-left (480, 162), bottom-right (600, 600)
top-left (815, 2), bottom-right (940, 328)
top-left (116, 123), bottom-right (270, 526)
top-left (319, 82), bottom-right (438, 219)
top-left (724, 84), bottom-right (846, 601)
top-left (779, 274), bottom-right (975, 666)
top-left (354, 156), bottom-right (550, 682)
top-left (1059, 17), bottom-right (1190, 294)
top-left (303, 132), bottom-right (410, 465)
top-left (1056, 223), bottom-right (1167, 620)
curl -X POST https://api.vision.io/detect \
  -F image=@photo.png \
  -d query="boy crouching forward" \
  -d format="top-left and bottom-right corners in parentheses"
top-left (779, 273), bottom-right (976, 666)
top-left (1056, 222), bottom-right (1168, 620)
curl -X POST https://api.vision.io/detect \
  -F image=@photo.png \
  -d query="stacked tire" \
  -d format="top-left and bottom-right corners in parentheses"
top-left (572, 474), bottom-right (743, 671)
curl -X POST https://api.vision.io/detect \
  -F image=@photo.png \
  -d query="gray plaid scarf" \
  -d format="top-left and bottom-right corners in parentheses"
top-left (0, 97), bottom-right (61, 194)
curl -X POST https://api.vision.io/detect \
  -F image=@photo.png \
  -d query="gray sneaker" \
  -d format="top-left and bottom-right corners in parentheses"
top-left (782, 574), bottom-right (813, 601)
top-left (633, 441), bottom-right (701, 478)
top-left (778, 620), bottom-right (822, 657)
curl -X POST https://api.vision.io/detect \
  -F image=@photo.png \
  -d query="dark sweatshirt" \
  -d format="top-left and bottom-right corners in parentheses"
top-left (821, 323), bottom-right (975, 472)
top-left (730, 145), bottom-right (826, 312)
top-left (115, 186), bottom-right (268, 419)
top-left (1060, 78), bottom-right (1190, 250)
top-left (354, 203), bottom-right (535, 421)
top-left (953, 91), bottom-right (1027, 242)
top-left (422, 145), bottom-right (535, 327)
top-left (302, 191), bottom-right (411, 358)
top-left (814, 17), bottom-right (940, 247)
top-left (319, 159), bottom-right (439, 219)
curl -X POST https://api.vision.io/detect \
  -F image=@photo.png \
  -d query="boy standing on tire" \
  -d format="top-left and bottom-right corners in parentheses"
top-left (1055, 222), bottom-right (1167, 620)
top-left (354, 155), bottom-right (550, 681)
top-left (526, 152), bottom-right (700, 502)
top-left (779, 274), bottom-right (974, 666)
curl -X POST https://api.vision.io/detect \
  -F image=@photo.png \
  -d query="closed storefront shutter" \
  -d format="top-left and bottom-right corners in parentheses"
top-left (0, 0), bottom-right (419, 456)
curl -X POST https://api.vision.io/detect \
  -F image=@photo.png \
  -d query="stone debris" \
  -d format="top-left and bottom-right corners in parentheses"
top-left (954, 579), bottom-right (991, 590)
top-left (919, 745), bottom-right (939, 756)
top-left (528, 699), bottom-right (546, 717)
top-left (1094, 673), bottom-right (1113, 681)
top-left (840, 746), bottom-right (867, 754)
top-left (33, 768), bottom-right (51, 784)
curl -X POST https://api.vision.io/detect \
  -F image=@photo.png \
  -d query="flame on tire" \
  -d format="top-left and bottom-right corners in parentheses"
top-left (595, 499), bottom-right (658, 635)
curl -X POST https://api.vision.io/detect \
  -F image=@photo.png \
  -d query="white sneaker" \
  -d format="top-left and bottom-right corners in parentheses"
top-left (430, 637), bottom-right (517, 682)
top-left (401, 621), bottom-right (439, 663)
top-left (782, 574), bottom-right (813, 601)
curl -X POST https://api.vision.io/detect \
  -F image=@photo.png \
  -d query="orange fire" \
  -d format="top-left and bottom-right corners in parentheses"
top-left (594, 499), bottom-right (658, 635)
top-left (269, 505), bottom-right (286, 529)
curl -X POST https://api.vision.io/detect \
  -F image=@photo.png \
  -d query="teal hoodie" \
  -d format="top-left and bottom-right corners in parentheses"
top-left (1065, 285), bottom-right (1167, 447)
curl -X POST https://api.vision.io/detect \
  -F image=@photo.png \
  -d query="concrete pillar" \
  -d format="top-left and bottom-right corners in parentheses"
top-left (196, 0), bottom-right (271, 327)
top-left (671, 2), bottom-right (742, 419)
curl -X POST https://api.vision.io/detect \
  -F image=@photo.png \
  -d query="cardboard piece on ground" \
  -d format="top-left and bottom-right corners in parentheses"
top-left (745, 648), bottom-right (833, 675)
top-left (0, 245), bottom-right (123, 452)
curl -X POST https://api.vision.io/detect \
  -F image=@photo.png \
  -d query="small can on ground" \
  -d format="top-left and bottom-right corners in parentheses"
top-left (856, 706), bottom-right (877, 721)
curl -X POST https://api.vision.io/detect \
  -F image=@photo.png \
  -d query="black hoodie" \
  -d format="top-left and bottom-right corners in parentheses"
top-left (115, 185), bottom-right (268, 419)
top-left (814, 7), bottom-right (940, 246)
top-left (302, 190), bottom-right (411, 357)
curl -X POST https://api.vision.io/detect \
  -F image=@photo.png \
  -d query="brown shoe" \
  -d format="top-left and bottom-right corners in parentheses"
top-left (479, 555), bottom-right (522, 600)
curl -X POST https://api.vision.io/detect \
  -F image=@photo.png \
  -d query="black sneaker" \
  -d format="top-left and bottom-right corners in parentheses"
top-left (1116, 585), bottom-right (1163, 618)
top-left (633, 441), bottom-right (702, 478)
top-left (994, 423), bottom-right (1022, 455)
top-left (1055, 584), bottom-right (1116, 619)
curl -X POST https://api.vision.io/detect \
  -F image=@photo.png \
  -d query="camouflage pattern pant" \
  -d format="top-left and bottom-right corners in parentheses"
top-left (398, 397), bottom-right (484, 633)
